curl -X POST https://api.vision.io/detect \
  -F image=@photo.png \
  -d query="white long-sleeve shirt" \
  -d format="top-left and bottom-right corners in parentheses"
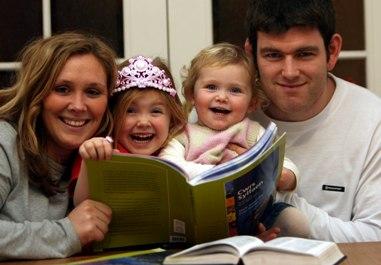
top-left (251, 75), bottom-right (381, 242)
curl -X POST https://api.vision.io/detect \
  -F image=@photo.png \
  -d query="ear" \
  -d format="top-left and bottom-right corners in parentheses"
top-left (188, 93), bottom-right (195, 106)
top-left (327, 33), bottom-right (342, 71)
top-left (247, 97), bottom-right (259, 114)
top-left (244, 38), bottom-right (253, 58)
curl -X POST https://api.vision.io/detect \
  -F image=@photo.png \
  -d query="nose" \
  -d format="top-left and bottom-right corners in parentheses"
top-left (68, 93), bottom-right (87, 112)
top-left (136, 114), bottom-right (151, 128)
top-left (216, 89), bottom-right (228, 102)
top-left (282, 56), bottom-right (299, 80)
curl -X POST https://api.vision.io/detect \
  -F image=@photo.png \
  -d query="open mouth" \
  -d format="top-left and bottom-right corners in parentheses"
top-left (61, 118), bottom-right (87, 127)
top-left (130, 133), bottom-right (155, 143)
top-left (210, 107), bottom-right (231, 115)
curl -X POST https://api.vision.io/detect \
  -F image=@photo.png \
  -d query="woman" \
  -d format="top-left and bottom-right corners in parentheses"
top-left (0, 32), bottom-right (116, 259)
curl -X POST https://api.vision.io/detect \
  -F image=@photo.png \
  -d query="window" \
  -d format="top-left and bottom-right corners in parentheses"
top-left (213, 0), bottom-right (366, 87)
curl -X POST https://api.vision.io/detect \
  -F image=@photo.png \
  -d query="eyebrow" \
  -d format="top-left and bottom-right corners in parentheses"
top-left (259, 45), bottom-right (320, 54)
top-left (55, 79), bottom-right (107, 88)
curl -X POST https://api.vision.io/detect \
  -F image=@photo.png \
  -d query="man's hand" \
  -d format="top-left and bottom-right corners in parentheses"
top-left (277, 168), bottom-right (297, 191)
top-left (256, 223), bottom-right (280, 242)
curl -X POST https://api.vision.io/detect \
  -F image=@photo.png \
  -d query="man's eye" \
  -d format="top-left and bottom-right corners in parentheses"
top-left (264, 52), bottom-right (282, 60)
top-left (206, 84), bottom-right (217, 91)
top-left (53, 85), bottom-right (70, 94)
top-left (297, 51), bottom-right (315, 59)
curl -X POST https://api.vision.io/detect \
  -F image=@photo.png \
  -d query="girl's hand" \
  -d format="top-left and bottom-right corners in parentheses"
top-left (79, 137), bottom-right (113, 160)
top-left (68, 199), bottom-right (112, 246)
top-left (256, 222), bottom-right (280, 242)
top-left (219, 143), bottom-right (248, 164)
top-left (226, 143), bottom-right (248, 156)
top-left (277, 168), bottom-right (297, 191)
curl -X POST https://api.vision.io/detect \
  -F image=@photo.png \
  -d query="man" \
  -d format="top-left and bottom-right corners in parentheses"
top-left (245, 0), bottom-right (381, 242)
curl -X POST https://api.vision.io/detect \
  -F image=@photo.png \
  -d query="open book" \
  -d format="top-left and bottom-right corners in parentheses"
top-left (163, 235), bottom-right (346, 265)
top-left (86, 122), bottom-right (285, 251)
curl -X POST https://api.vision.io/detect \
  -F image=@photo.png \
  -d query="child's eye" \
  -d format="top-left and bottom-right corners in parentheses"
top-left (229, 87), bottom-right (242, 94)
top-left (152, 107), bottom-right (164, 115)
top-left (53, 85), bottom-right (70, 94)
top-left (126, 107), bottom-right (137, 114)
top-left (206, 84), bottom-right (217, 91)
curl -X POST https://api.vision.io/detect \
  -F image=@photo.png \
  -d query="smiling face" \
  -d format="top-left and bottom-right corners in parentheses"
top-left (256, 26), bottom-right (340, 121)
top-left (192, 64), bottom-right (254, 131)
top-left (119, 90), bottom-right (171, 155)
top-left (42, 53), bottom-right (108, 160)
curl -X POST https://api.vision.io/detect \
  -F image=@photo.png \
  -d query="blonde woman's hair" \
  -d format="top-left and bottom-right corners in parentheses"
top-left (182, 42), bottom-right (267, 114)
top-left (111, 57), bottom-right (186, 151)
top-left (0, 32), bottom-right (117, 196)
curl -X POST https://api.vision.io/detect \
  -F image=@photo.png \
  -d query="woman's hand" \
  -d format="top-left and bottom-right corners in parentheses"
top-left (68, 199), bottom-right (112, 246)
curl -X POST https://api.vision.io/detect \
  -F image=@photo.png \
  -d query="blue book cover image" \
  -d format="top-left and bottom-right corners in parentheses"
top-left (224, 146), bottom-right (280, 236)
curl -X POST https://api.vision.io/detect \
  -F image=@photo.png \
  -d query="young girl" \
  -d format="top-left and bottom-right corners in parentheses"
top-left (160, 43), bottom-right (310, 238)
top-left (73, 55), bottom-right (186, 205)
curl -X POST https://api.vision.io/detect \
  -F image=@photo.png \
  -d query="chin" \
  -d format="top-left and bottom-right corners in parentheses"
top-left (61, 138), bottom-right (86, 150)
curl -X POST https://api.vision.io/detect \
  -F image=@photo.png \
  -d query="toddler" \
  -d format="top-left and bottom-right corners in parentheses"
top-left (160, 43), bottom-right (310, 238)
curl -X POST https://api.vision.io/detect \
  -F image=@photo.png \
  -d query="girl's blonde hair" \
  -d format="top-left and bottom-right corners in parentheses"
top-left (111, 57), bottom-right (186, 150)
top-left (182, 42), bottom-right (267, 114)
top-left (0, 32), bottom-right (117, 196)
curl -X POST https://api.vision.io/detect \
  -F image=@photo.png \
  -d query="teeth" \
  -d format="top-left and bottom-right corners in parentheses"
top-left (210, 107), bottom-right (230, 114)
top-left (131, 133), bottom-right (154, 142)
top-left (63, 119), bottom-right (86, 127)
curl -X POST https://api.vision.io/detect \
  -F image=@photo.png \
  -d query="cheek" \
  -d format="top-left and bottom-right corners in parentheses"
top-left (193, 93), bottom-right (208, 106)
top-left (89, 98), bottom-right (108, 120)
top-left (158, 118), bottom-right (171, 138)
top-left (121, 117), bottom-right (134, 134)
top-left (236, 102), bottom-right (251, 117)
top-left (42, 94), bottom-right (62, 114)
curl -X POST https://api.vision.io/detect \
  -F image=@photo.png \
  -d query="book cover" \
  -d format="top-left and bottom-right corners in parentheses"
top-left (86, 122), bottom-right (285, 251)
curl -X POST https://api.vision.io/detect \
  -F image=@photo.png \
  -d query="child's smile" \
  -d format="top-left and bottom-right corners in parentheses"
top-left (120, 90), bottom-right (171, 155)
top-left (129, 133), bottom-right (155, 143)
top-left (192, 64), bottom-right (254, 131)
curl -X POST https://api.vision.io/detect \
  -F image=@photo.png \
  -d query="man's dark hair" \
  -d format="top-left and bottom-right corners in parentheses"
top-left (246, 0), bottom-right (336, 62)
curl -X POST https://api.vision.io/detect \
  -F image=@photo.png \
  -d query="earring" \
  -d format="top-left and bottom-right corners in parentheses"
top-left (255, 76), bottom-right (261, 87)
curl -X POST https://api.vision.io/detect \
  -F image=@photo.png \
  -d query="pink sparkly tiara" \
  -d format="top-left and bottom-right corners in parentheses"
top-left (112, 55), bottom-right (177, 97)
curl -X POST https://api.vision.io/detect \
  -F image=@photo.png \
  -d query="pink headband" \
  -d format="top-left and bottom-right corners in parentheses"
top-left (112, 55), bottom-right (177, 97)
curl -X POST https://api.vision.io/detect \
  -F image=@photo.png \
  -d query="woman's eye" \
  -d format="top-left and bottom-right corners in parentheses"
top-left (53, 85), bottom-right (70, 94)
top-left (86, 87), bottom-right (102, 97)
